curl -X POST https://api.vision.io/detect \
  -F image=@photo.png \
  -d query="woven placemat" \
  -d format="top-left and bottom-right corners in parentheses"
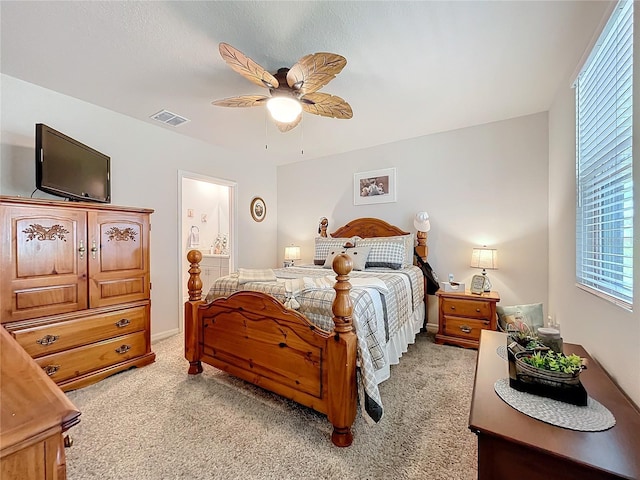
top-left (494, 378), bottom-right (616, 432)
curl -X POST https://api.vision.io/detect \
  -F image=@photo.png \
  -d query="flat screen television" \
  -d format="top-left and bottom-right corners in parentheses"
top-left (35, 123), bottom-right (111, 203)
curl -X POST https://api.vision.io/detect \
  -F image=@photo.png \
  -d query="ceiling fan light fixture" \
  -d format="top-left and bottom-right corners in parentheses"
top-left (266, 96), bottom-right (302, 123)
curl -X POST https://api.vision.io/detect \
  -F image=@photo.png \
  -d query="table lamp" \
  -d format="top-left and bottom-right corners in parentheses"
top-left (284, 245), bottom-right (301, 267)
top-left (470, 246), bottom-right (497, 292)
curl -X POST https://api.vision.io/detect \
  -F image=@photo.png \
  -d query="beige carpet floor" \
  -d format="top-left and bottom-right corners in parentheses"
top-left (66, 331), bottom-right (479, 480)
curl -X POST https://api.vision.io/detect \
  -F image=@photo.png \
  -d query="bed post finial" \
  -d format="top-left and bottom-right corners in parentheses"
top-left (187, 249), bottom-right (203, 301)
top-left (319, 217), bottom-right (328, 237)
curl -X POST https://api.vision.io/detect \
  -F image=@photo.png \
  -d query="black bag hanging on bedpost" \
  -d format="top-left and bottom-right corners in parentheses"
top-left (414, 247), bottom-right (440, 295)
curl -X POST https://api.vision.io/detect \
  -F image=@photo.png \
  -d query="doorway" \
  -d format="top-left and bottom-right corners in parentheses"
top-left (178, 170), bottom-right (237, 332)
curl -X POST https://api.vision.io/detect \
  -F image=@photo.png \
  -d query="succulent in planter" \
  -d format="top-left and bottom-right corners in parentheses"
top-left (521, 350), bottom-right (583, 374)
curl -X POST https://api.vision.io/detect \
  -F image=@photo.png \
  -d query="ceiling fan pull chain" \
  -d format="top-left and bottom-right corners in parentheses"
top-left (300, 117), bottom-right (304, 155)
top-left (265, 111), bottom-right (268, 150)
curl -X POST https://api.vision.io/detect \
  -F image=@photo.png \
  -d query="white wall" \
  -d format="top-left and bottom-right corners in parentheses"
top-left (277, 113), bottom-right (550, 328)
top-left (547, 47), bottom-right (640, 404)
top-left (0, 74), bottom-right (278, 339)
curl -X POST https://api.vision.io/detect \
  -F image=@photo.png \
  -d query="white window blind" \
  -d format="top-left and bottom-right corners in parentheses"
top-left (576, 0), bottom-right (634, 309)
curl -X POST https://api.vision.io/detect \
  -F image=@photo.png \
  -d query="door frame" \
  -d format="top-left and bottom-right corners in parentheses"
top-left (177, 170), bottom-right (237, 333)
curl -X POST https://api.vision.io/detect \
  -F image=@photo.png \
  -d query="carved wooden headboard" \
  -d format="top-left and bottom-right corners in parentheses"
top-left (330, 218), bottom-right (409, 238)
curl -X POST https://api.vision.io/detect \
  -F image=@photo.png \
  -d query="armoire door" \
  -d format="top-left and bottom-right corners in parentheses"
top-left (87, 210), bottom-right (150, 308)
top-left (0, 205), bottom-right (88, 323)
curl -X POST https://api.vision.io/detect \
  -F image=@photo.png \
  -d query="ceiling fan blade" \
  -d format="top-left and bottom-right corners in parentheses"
top-left (275, 114), bottom-right (302, 133)
top-left (211, 95), bottom-right (269, 108)
top-left (286, 53), bottom-right (346, 95)
top-left (218, 43), bottom-right (279, 89)
top-left (301, 92), bottom-right (353, 119)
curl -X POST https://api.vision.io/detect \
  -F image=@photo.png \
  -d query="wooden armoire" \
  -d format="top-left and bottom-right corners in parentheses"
top-left (0, 196), bottom-right (155, 391)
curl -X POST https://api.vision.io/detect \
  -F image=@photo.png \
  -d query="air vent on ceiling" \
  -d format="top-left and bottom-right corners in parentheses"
top-left (150, 109), bottom-right (190, 127)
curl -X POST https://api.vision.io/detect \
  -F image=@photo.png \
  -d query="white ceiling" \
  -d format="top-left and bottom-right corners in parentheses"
top-left (1, 1), bottom-right (611, 165)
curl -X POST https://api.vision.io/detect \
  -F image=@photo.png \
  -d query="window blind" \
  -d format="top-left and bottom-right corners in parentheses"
top-left (576, 0), bottom-right (634, 309)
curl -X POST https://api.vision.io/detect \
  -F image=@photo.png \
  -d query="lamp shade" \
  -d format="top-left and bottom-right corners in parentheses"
top-left (413, 211), bottom-right (431, 232)
top-left (470, 247), bottom-right (498, 270)
top-left (284, 245), bottom-right (301, 261)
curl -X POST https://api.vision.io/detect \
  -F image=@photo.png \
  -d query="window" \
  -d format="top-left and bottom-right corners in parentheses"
top-left (575, 0), bottom-right (634, 309)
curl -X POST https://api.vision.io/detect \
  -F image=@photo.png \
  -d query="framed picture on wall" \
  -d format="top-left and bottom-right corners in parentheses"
top-left (353, 167), bottom-right (397, 206)
top-left (250, 197), bottom-right (266, 222)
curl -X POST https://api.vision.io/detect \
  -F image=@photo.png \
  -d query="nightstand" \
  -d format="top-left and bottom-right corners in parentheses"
top-left (435, 290), bottom-right (500, 349)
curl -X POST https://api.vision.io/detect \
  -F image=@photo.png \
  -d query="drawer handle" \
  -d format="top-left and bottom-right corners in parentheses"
top-left (115, 318), bottom-right (131, 328)
top-left (43, 364), bottom-right (60, 376)
top-left (36, 334), bottom-right (59, 346)
top-left (450, 306), bottom-right (456, 310)
top-left (115, 344), bottom-right (131, 354)
top-left (460, 325), bottom-right (472, 333)
top-left (476, 308), bottom-right (481, 312)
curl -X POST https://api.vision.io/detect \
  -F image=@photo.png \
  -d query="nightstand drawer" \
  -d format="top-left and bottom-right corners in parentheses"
top-left (440, 298), bottom-right (491, 319)
top-left (444, 316), bottom-right (490, 341)
top-left (13, 305), bottom-right (148, 357)
top-left (34, 331), bottom-right (148, 383)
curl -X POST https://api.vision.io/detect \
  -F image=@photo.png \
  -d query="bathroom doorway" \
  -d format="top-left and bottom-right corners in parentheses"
top-left (178, 170), bottom-right (237, 332)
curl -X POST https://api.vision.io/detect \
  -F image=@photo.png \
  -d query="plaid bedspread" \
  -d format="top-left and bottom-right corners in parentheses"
top-left (205, 264), bottom-right (424, 423)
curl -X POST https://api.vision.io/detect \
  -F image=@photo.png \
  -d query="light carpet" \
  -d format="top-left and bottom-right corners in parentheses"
top-left (66, 332), bottom-right (478, 480)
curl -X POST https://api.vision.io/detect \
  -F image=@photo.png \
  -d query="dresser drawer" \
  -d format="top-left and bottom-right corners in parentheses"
top-left (440, 298), bottom-right (491, 319)
top-left (444, 316), bottom-right (490, 341)
top-left (12, 305), bottom-right (148, 357)
top-left (35, 331), bottom-right (148, 383)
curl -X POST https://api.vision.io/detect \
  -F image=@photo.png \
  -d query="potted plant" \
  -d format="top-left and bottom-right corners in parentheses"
top-left (515, 350), bottom-right (584, 387)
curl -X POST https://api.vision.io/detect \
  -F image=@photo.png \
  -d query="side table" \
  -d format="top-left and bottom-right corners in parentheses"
top-left (435, 290), bottom-right (499, 348)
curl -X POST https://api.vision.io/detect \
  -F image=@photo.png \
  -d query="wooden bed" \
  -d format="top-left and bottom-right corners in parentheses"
top-left (184, 218), bottom-right (419, 447)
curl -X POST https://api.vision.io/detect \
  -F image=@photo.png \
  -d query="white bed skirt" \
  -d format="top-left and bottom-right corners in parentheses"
top-left (374, 302), bottom-right (425, 384)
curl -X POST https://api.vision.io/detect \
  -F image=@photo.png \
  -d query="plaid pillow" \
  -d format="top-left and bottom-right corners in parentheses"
top-left (356, 239), bottom-right (406, 269)
top-left (354, 234), bottom-right (414, 267)
top-left (314, 237), bottom-right (355, 265)
top-left (238, 268), bottom-right (277, 284)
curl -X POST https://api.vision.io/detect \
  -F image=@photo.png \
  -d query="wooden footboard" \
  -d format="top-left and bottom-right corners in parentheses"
top-left (184, 250), bottom-right (357, 447)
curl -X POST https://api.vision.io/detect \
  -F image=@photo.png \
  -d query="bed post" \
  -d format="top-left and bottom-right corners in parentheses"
top-left (327, 253), bottom-right (357, 447)
top-left (185, 249), bottom-right (204, 375)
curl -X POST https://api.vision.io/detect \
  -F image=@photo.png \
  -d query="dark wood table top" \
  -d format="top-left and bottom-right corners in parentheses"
top-left (469, 330), bottom-right (640, 479)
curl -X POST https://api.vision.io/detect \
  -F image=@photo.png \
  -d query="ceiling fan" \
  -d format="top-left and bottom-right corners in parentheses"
top-left (212, 43), bottom-right (353, 132)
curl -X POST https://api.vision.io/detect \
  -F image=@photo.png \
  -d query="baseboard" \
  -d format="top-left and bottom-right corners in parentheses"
top-left (151, 328), bottom-right (180, 343)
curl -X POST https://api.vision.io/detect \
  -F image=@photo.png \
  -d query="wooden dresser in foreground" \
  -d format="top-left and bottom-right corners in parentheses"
top-left (1, 325), bottom-right (80, 480)
top-left (470, 330), bottom-right (640, 480)
top-left (0, 196), bottom-right (155, 391)
top-left (435, 290), bottom-right (500, 348)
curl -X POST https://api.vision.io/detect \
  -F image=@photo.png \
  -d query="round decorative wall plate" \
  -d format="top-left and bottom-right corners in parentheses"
top-left (250, 197), bottom-right (266, 222)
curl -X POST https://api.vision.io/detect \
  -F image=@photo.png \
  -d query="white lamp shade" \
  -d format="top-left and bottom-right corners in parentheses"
top-left (470, 247), bottom-right (498, 270)
top-left (413, 211), bottom-right (431, 232)
top-left (284, 245), bottom-right (301, 261)
top-left (267, 97), bottom-right (302, 123)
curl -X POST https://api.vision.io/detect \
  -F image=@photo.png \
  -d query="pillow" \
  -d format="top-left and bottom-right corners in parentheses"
top-left (323, 245), bottom-right (372, 271)
top-left (238, 268), bottom-right (277, 285)
top-left (354, 234), bottom-right (413, 267)
top-left (355, 238), bottom-right (405, 270)
top-left (496, 303), bottom-right (544, 332)
top-left (314, 237), bottom-right (355, 265)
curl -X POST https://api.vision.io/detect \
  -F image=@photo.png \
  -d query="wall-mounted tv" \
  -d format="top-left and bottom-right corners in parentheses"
top-left (35, 123), bottom-right (111, 203)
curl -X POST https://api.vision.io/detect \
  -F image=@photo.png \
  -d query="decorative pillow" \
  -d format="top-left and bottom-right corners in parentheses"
top-left (496, 303), bottom-right (544, 332)
top-left (238, 268), bottom-right (277, 285)
top-left (354, 234), bottom-right (413, 267)
top-left (355, 238), bottom-right (405, 270)
top-left (323, 245), bottom-right (372, 271)
top-left (314, 237), bottom-right (355, 265)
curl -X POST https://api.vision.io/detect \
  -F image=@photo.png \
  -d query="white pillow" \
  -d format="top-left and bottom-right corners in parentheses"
top-left (314, 237), bottom-right (356, 265)
top-left (355, 236), bottom-right (409, 269)
top-left (323, 245), bottom-right (371, 271)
